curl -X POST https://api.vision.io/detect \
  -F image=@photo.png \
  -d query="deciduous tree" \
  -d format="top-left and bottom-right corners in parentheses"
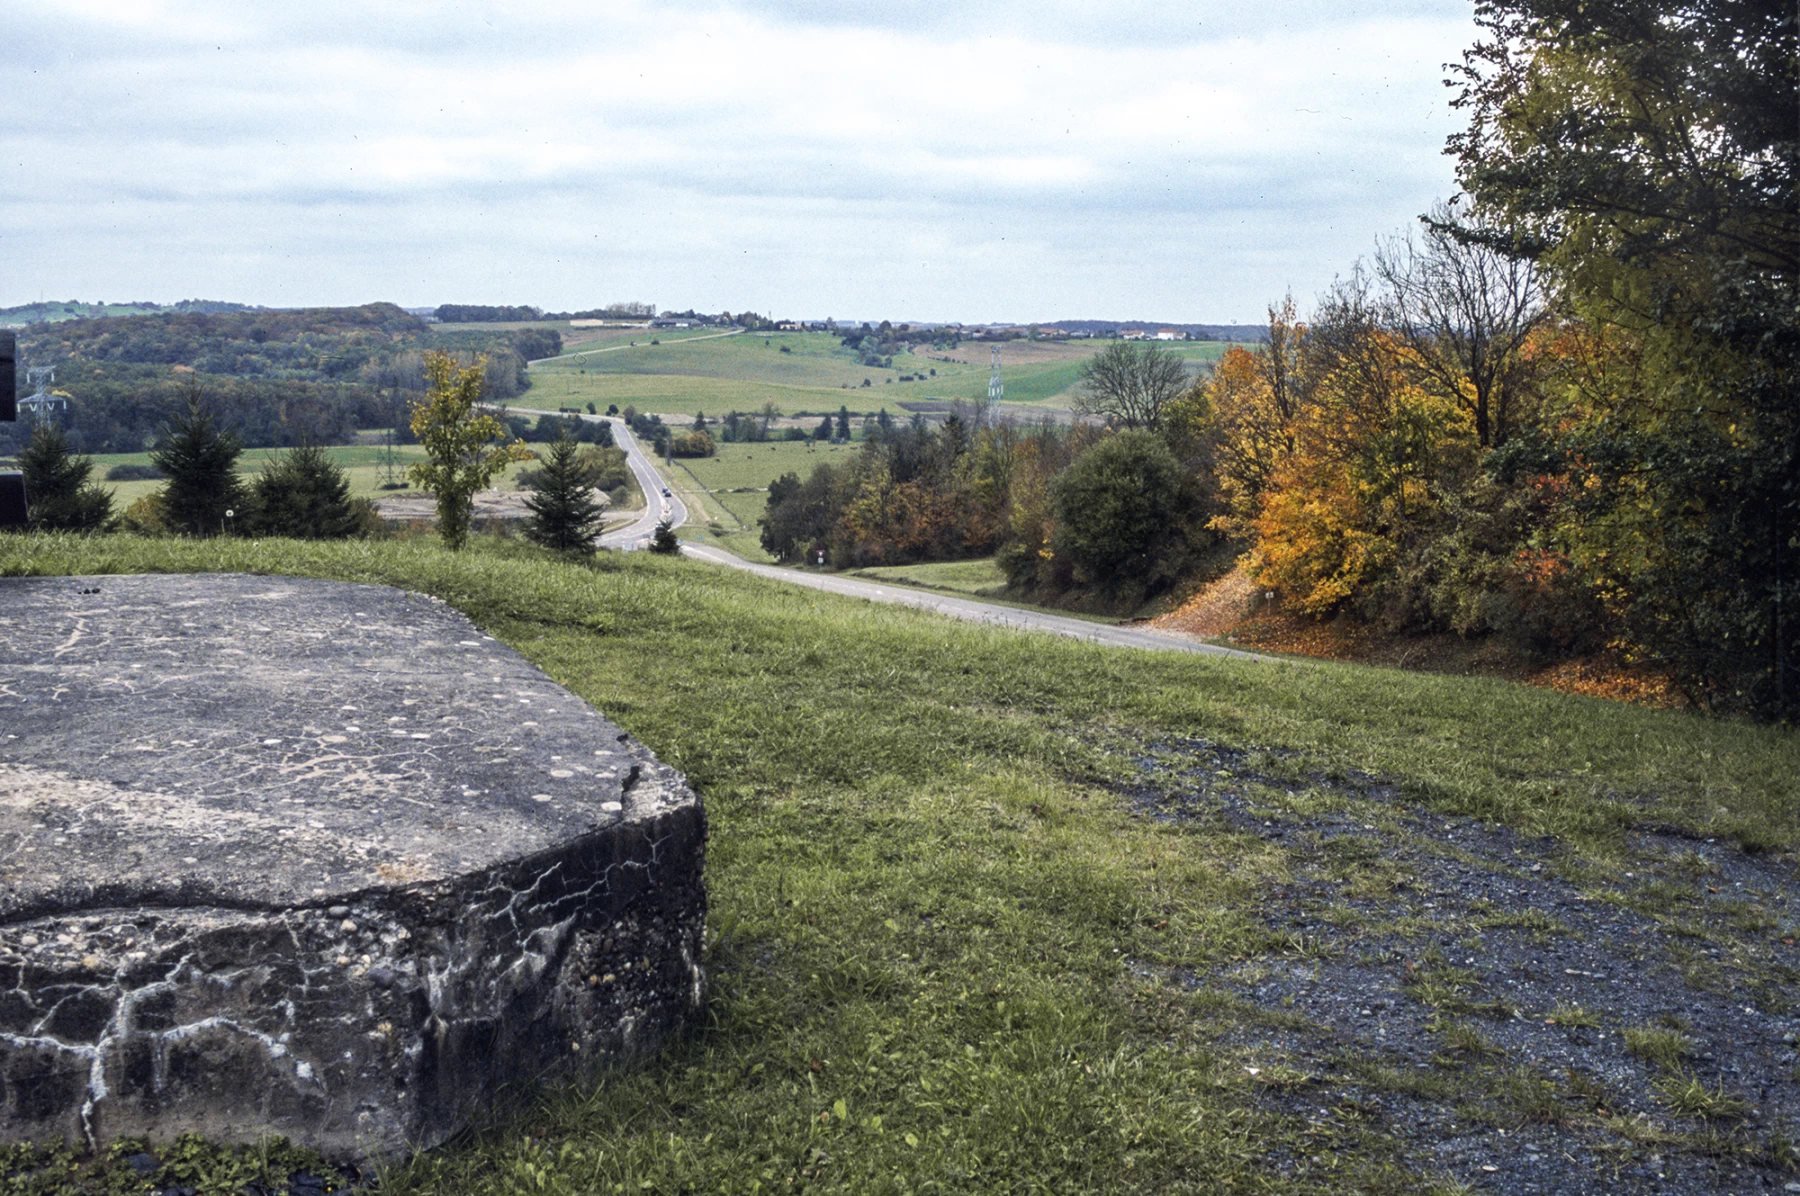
top-left (408, 351), bottom-right (534, 551)
top-left (1451, 0), bottom-right (1799, 713)
top-left (1050, 430), bottom-right (1184, 588)
top-left (1072, 341), bottom-right (1189, 431)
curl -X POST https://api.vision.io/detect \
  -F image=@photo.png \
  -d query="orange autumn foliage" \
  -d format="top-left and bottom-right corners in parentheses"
top-left (1250, 331), bottom-right (1477, 615)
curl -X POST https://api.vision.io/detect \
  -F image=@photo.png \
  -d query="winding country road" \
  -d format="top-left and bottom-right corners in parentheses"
top-left (516, 403), bottom-right (1270, 661)
top-left (679, 543), bottom-right (1268, 660)
top-left (598, 418), bottom-right (688, 550)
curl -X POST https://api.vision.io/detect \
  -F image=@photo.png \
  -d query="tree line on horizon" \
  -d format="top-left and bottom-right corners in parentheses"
top-left (2, 304), bottom-right (560, 457)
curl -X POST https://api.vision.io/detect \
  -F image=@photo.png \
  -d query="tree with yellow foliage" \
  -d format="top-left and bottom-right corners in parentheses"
top-left (408, 351), bottom-right (534, 550)
top-left (1205, 296), bottom-right (1313, 536)
top-left (1251, 295), bottom-right (1477, 617)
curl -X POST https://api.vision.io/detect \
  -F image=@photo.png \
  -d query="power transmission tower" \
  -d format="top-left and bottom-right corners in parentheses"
top-left (20, 365), bottom-right (66, 416)
top-left (987, 345), bottom-right (1003, 404)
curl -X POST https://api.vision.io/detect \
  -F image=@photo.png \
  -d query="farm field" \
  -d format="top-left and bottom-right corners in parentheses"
top-left (429, 321), bottom-right (727, 359)
top-left (6, 533), bottom-right (1796, 1194)
top-left (673, 439), bottom-right (851, 529)
top-left (512, 372), bottom-right (865, 420)
top-left (517, 332), bottom-right (1247, 419)
top-left (664, 439), bottom-right (856, 560)
top-left (83, 444), bottom-right (534, 509)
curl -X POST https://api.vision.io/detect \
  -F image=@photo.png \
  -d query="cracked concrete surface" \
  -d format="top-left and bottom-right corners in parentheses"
top-left (0, 574), bottom-right (706, 1160)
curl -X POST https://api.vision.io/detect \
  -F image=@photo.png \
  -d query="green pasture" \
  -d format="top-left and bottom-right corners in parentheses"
top-left (683, 439), bottom-right (856, 491)
top-left (82, 445), bottom-right (533, 509)
top-left (851, 557), bottom-right (1010, 597)
top-left (3, 533), bottom-right (1795, 1193)
top-left (531, 332), bottom-right (966, 391)
top-left (510, 372), bottom-right (865, 419)
top-left (521, 334), bottom-right (1246, 418)
top-left (667, 440), bottom-right (858, 553)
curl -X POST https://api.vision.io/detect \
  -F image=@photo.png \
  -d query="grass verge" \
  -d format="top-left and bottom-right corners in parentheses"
top-left (2, 533), bottom-right (1795, 1193)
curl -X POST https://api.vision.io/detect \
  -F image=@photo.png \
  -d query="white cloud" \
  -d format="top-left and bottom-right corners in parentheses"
top-left (0, 0), bottom-right (1474, 320)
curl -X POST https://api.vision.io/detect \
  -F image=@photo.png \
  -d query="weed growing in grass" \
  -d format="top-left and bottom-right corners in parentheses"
top-left (1625, 1026), bottom-right (1694, 1068)
top-left (1655, 1072), bottom-right (1752, 1121)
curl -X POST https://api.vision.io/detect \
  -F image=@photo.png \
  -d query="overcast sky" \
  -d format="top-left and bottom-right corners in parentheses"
top-left (3, 1), bottom-right (1476, 323)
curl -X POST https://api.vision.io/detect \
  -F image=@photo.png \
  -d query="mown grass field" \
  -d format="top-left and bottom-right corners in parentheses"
top-left (82, 445), bottom-right (463, 509)
top-left (851, 558), bottom-right (1011, 597)
top-left (684, 440), bottom-right (856, 491)
top-left (3, 532), bottom-right (1795, 1193)
top-left (665, 440), bottom-right (856, 559)
top-left (429, 322), bottom-right (727, 359)
top-left (516, 333), bottom-right (1240, 419)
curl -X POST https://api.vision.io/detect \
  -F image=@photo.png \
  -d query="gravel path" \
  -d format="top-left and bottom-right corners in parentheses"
top-left (1121, 735), bottom-right (1800, 1194)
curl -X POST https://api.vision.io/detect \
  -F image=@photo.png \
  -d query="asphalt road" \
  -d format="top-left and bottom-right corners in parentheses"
top-left (680, 542), bottom-right (1271, 661)
top-left (498, 408), bottom-right (684, 549)
top-left (598, 418), bottom-right (687, 550)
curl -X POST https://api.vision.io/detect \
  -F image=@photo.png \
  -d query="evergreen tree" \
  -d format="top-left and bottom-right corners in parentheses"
top-left (835, 405), bottom-right (851, 440)
top-left (650, 518), bottom-right (680, 554)
top-left (523, 435), bottom-right (603, 554)
top-left (151, 389), bottom-right (246, 536)
top-left (19, 419), bottom-right (113, 531)
top-left (250, 443), bottom-right (361, 539)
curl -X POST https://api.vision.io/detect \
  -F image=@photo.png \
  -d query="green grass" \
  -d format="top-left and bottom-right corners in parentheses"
top-left (683, 440), bottom-right (854, 490)
top-left (512, 372), bottom-right (859, 418)
top-left (2, 533), bottom-right (1796, 1192)
top-left (852, 558), bottom-right (1010, 597)
top-left (1625, 1026), bottom-right (1694, 1068)
top-left (85, 445), bottom-right (450, 508)
top-left (532, 332), bottom-right (964, 391)
top-left (664, 440), bottom-right (858, 548)
top-left (517, 333), bottom-right (1244, 417)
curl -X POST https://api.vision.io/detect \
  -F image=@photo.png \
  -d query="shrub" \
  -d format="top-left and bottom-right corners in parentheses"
top-left (1050, 430), bottom-right (1184, 590)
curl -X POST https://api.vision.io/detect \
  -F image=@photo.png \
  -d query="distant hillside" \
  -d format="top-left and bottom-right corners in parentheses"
top-left (21, 303), bottom-right (428, 378)
top-left (4, 302), bottom-right (557, 457)
top-left (1044, 319), bottom-right (1268, 342)
top-left (0, 298), bottom-right (265, 325)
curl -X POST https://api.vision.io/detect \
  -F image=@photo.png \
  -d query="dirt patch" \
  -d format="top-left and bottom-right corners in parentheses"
top-left (1149, 564), bottom-right (1256, 637)
top-left (374, 487), bottom-right (608, 523)
top-left (1120, 735), bottom-right (1800, 1193)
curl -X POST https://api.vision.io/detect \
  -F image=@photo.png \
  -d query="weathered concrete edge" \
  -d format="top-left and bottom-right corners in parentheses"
top-left (0, 761), bottom-right (707, 1162)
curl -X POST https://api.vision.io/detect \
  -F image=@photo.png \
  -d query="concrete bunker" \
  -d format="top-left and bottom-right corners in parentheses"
top-left (0, 573), bottom-right (706, 1159)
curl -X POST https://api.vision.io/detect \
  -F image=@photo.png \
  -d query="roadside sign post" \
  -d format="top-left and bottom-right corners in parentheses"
top-left (0, 330), bottom-right (26, 528)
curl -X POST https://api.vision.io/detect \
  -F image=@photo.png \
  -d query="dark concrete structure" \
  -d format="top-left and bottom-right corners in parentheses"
top-left (0, 574), bottom-right (706, 1158)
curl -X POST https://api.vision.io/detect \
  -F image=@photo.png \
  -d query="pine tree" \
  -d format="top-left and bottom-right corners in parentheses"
top-left (150, 388), bottom-right (245, 536)
top-left (250, 443), bottom-right (361, 539)
top-left (523, 435), bottom-right (602, 554)
top-left (19, 419), bottom-right (113, 531)
top-left (650, 518), bottom-right (680, 554)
